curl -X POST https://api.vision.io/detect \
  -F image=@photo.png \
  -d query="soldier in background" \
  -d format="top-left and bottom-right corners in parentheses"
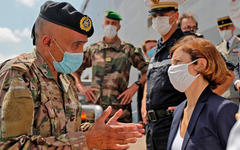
top-left (216, 16), bottom-right (240, 104)
top-left (73, 10), bottom-right (148, 123)
top-left (0, 1), bottom-right (144, 149)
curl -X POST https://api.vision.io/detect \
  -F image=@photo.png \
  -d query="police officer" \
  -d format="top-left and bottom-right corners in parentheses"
top-left (0, 1), bottom-right (144, 149)
top-left (73, 10), bottom-right (148, 123)
top-left (142, 0), bottom-right (186, 150)
top-left (216, 16), bottom-right (240, 103)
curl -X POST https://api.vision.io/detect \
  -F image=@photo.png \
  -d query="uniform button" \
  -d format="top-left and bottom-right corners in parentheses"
top-left (37, 137), bottom-right (46, 145)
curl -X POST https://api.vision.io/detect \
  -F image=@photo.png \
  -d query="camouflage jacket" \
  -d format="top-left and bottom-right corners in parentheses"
top-left (77, 38), bottom-right (148, 106)
top-left (0, 50), bottom-right (88, 149)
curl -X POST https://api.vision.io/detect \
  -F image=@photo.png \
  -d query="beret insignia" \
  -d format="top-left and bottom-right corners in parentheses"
top-left (151, 0), bottom-right (159, 4)
top-left (80, 16), bottom-right (92, 32)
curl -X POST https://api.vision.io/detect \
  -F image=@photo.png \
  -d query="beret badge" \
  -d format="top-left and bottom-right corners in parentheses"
top-left (151, 0), bottom-right (159, 4)
top-left (80, 16), bottom-right (92, 32)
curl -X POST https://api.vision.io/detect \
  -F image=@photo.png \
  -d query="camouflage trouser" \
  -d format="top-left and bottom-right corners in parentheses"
top-left (102, 104), bottom-right (132, 123)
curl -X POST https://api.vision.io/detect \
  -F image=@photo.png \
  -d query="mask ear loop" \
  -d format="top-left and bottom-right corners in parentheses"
top-left (188, 59), bottom-right (200, 77)
top-left (188, 59), bottom-right (199, 65)
top-left (52, 38), bottom-right (65, 54)
top-left (49, 39), bottom-right (66, 72)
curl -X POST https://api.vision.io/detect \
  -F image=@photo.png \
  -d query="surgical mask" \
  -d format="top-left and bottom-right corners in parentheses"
top-left (103, 25), bottom-right (117, 39)
top-left (152, 16), bottom-right (173, 35)
top-left (229, 0), bottom-right (240, 29)
top-left (50, 39), bottom-right (83, 74)
top-left (147, 48), bottom-right (155, 58)
top-left (219, 30), bottom-right (233, 41)
top-left (168, 59), bottom-right (199, 92)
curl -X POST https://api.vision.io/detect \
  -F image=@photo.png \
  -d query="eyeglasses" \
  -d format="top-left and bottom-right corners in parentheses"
top-left (182, 25), bottom-right (198, 31)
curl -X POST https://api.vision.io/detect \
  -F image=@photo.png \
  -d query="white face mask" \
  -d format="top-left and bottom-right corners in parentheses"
top-left (219, 30), bottom-right (233, 41)
top-left (152, 16), bottom-right (173, 35)
top-left (168, 59), bottom-right (199, 92)
top-left (229, 0), bottom-right (240, 29)
top-left (103, 25), bottom-right (117, 39)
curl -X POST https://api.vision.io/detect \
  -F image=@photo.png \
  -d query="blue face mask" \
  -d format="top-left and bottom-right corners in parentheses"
top-left (50, 39), bottom-right (83, 74)
top-left (147, 48), bottom-right (155, 58)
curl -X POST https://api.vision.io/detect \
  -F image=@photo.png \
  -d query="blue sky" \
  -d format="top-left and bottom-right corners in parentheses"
top-left (0, 0), bottom-right (83, 63)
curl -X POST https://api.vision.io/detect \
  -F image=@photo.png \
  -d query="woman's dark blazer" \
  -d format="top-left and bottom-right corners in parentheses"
top-left (167, 86), bottom-right (238, 150)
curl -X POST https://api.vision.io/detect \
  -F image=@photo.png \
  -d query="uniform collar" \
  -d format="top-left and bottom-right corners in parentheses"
top-left (157, 28), bottom-right (183, 49)
top-left (100, 37), bottom-right (122, 51)
top-left (34, 49), bottom-right (55, 79)
top-left (228, 35), bottom-right (236, 48)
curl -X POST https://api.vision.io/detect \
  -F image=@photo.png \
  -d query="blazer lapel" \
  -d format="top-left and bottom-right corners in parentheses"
top-left (181, 87), bottom-right (211, 150)
top-left (167, 101), bottom-right (186, 150)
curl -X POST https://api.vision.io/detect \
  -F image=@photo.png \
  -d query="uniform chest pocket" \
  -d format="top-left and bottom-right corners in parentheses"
top-left (105, 53), bottom-right (129, 73)
top-left (43, 100), bottom-right (66, 136)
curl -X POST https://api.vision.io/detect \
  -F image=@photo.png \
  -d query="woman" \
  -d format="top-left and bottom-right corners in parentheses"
top-left (167, 36), bottom-right (238, 150)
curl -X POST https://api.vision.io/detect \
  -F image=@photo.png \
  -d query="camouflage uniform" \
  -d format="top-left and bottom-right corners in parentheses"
top-left (0, 50), bottom-right (88, 149)
top-left (77, 38), bottom-right (148, 123)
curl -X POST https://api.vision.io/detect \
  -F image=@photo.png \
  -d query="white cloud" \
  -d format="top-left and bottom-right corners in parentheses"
top-left (14, 28), bottom-right (31, 38)
top-left (0, 28), bottom-right (20, 43)
top-left (17, 0), bottom-right (39, 8)
top-left (0, 27), bottom-right (31, 43)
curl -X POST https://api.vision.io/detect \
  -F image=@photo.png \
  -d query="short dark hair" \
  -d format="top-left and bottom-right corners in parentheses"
top-left (179, 13), bottom-right (198, 28)
top-left (33, 17), bottom-right (46, 44)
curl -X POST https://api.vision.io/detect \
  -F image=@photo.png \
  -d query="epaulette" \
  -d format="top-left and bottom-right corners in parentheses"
top-left (122, 41), bottom-right (135, 49)
top-left (84, 41), bottom-right (103, 53)
top-left (183, 31), bottom-right (204, 38)
top-left (134, 47), bottom-right (142, 53)
top-left (195, 32), bottom-right (204, 38)
top-left (1, 53), bottom-right (35, 74)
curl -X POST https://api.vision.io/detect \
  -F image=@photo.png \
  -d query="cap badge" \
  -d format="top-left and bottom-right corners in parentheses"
top-left (80, 16), bottom-right (92, 32)
top-left (151, 0), bottom-right (159, 4)
top-left (105, 12), bottom-right (109, 17)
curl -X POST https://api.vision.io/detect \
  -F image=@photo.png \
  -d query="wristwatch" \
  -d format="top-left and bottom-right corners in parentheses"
top-left (135, 81), bottom-right (142, 87)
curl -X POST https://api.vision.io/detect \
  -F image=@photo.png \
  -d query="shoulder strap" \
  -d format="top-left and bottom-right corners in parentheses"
top-left (0, 59), bottom-right (11, 71)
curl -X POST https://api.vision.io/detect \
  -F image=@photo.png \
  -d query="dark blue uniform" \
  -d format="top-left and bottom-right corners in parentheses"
top-left (146, 28), bottom-right (186, 150)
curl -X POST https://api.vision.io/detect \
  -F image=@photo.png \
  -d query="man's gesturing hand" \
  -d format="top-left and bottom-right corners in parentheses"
top-left (85, 106), bottom-right (145, 149)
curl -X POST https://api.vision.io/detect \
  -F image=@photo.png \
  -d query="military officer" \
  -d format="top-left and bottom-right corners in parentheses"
top-left (72, 10), bottom-right (148, 123)
top-left (216, 16), bottom-right (240, 103)
top-left (227, 0), bottom-right (240, 149)
top-left (0, 1), bottom-right (144, 149)
top-left (142, 0), bottom-right (187, 150)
